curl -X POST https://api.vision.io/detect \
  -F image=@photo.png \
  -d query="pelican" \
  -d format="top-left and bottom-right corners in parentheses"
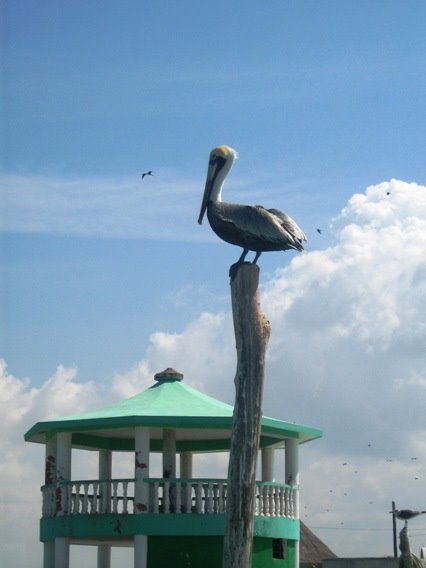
top-left (198, 145), bottom-right (306, 266)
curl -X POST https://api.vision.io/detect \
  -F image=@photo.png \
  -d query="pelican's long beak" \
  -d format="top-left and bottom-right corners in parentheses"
top-left (198, 162), bottom-right (216, 224)
top-left (198, 147), bottom-right (233, 224)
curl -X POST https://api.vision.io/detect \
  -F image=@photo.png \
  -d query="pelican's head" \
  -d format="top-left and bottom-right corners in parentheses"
top-left (198, 145), bottom-right (237, 224)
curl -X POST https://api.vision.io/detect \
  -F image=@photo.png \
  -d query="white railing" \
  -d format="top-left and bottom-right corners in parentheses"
top-left (42, 478), bottom-right (134, 517)
top-left (41, 478), bottom-right (296, 519)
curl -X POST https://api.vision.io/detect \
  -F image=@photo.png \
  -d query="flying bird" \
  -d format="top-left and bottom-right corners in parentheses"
top-left (316, 228), bottom-right (322, 234)
top-left (141, 170), bottom-right (154, 180)
top-left (198, 145), bottom-right (307, 266)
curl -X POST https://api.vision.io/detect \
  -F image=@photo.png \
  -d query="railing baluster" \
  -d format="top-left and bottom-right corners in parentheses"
top-left (218, 483), bottom-right (225, 513)
top-left (183, 481), bottom-right (192, 513)
top-left (212, 483), bottom-right (218, 513)
top-left (72, 483), bottom-right (79, 514)
top-left (258, 485), bottom-right (263, 515)
top-left (271, 487), bottom-right (279, 517)
top-left (195, 483), bottom-right (202, 514)
top-left (265, 485), bottom-right (270, 516)
top-left (277, 486), bottom-right (283, 517)
top-left (122, 481), bottom-right (128, 514)
top-left (153, 482), bottom-right (159, 513)
top-left (175, 481), bottom-right (181, 514)
top-left (93, 482), bottom-right (98, 514)
top-left (112, 481), bottom-right (118, 513)
top-left (81, 482), bottom-right (88, 514)
top-left (287, 487), bottom-right (292, 517)
top-left (163, 482), bottom-right (170, 513)
top-left (100, 481), bottom-right (108, 514)
top-left (206, 483), bottom-right (213, 513)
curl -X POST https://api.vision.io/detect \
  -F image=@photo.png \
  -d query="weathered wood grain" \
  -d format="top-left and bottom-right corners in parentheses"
top-left (222, 263), bottom-right (271, 568)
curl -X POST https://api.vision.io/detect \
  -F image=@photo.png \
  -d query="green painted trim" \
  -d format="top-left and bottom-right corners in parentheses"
top-left (69, 434), bottom-right (285, 453)
top-left (26, 416), bottom-right (321, 447)
top-left (72, 433), bottom-right (132, 451)
top-left (40, 514), bottom-right (225, 541)
top-left (40, 514), bottom-right (299, 542)
top-left (254, 517), bottom-right (299, 540)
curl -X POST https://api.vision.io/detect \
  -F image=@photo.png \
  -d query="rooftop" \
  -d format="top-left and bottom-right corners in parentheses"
top-left (25, 368), bottom-right (322, 452)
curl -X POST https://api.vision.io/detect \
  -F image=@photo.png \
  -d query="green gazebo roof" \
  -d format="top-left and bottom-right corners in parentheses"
top-left (24, 368), bottom-right (322, 452)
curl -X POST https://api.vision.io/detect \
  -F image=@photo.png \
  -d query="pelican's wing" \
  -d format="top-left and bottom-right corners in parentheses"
top-left (216, 202), bottom-right (305, 251)
top-left (266, 207), bottom-right (307, 242)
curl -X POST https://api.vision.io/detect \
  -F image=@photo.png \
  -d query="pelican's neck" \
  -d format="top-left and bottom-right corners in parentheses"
top-left (210, 156), bottom-right (235, 204)
top-left (210, 178), bottom-right (224, 203)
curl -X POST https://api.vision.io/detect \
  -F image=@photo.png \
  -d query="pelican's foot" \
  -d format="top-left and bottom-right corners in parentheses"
top-left (229, 261), bottom-right (251, 281)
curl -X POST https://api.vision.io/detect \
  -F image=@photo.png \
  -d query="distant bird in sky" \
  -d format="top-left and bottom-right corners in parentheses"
top-left (198, 145), bottom-right (307, 267)
top-left (316, 228), bottom-right (322, 234)
top-left (141, 170), bottom-right (154, 180)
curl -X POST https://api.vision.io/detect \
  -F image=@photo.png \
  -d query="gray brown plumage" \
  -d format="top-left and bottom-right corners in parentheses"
top-left (198, 145), bottom-right (306, 264)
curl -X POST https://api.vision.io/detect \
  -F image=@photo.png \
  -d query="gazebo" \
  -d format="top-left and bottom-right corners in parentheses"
top-left (25, 367), bottom-right (322, 568)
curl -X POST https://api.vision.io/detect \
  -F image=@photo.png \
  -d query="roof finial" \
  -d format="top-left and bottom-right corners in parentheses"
top-left (154, 368), bottom-right (184, 382)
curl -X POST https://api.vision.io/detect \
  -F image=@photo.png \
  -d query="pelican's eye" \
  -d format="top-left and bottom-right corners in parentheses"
top-left (215, 156), bottom-right (226, 169)
top-left (209, 154), bottom-right (226, 170)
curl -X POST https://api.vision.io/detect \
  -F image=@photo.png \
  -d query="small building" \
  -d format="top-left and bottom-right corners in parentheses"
top-left (300, 521), bottom-right (338, 567)
top-left (25, 367), bottom-right (322, 568)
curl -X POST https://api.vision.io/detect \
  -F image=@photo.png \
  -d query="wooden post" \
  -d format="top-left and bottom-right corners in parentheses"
top-left (222, 263), bottom-right (271, 568)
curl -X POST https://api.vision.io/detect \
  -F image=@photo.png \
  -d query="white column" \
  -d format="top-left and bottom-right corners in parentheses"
top-left (180, 452), bottom-right (193, 513)
top-left (285, 438), bottom-right (299, 568)
top-left (163, 428), bottom-right (177, 514)
top-left (45, 436), bottom-right (57, 485)
top-left (55, 432), bottom-right (71, 568)
top-left (134, 427), bottom-right (150, 568)
top-left (98, 450), bottom-right (112, 568)
top-left (43, 541), bottom-right (55, 568)
top-left (56, 432), bottom-right (72, 485)
top-left (162, 429), bottom-right (176, 478)
top-left (261, 447), bottom-right (275, 482)
top-left (99, 449), bottom-right (112, 484)
top-left (180, 452), bottom-right (193, 479)
top-left (98, 449), bottom-right (112, 513)
top-left (44, 437), bottom-right (57, 568)
top-left (54, 538), bottom-right (70, 568)
top-left (97, 545), bottom-right (111, 568)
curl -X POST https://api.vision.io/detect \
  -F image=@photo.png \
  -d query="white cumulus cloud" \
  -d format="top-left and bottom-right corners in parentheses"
top-left (2, 179), bottom-right (426, 562)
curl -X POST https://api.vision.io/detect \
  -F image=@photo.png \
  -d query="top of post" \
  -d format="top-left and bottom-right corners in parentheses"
top-left (154, 367), bottom-right (184, 382)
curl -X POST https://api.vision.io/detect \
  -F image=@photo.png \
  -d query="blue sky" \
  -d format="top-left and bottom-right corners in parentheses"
top-left (2, 1), bottom-right (426, 565)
